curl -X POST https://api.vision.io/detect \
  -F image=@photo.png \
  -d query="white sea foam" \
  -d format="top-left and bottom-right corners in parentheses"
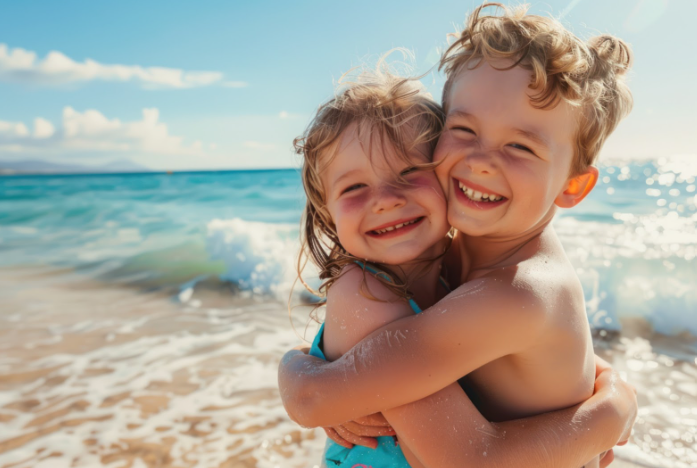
top-left (206, 218), bottom-right (301, 297)
top-left (0, 278), bottom-right (326, 468)
top-left (555, 212), bottom-right (697, 336)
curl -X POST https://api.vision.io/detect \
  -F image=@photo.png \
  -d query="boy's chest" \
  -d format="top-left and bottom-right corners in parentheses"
top-left (458, 334), bottom-right (595, 422)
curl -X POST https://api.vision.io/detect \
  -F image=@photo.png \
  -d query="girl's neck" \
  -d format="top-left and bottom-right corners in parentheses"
top-left (389, 240), bottom-right (448, 309)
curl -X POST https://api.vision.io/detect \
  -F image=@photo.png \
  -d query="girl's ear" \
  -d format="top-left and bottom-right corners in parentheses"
top-left (555, 166), bottom-right (599, 208)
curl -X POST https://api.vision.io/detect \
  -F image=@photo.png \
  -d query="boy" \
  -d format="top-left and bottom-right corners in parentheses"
top-left (279, 4), bottom-right (634, 467)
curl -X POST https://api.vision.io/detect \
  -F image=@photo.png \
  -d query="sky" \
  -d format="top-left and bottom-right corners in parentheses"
top-left (0, 0), bottom-right (695, 171)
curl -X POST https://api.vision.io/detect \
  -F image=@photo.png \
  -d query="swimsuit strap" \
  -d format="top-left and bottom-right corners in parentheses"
top-left (355, 261), bottom-right (423, 314)
top-left (438, 275), bottom-right (451, 293)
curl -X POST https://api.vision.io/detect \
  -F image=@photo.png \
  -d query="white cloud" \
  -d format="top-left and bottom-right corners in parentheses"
top-left (278, 111), bottom-right (302, 119)
top-left (243, 141), bottom-right (277, 151)
top-left (0, 121), bottom-right (29, 138)
top-left (0, 43), bottom-right (239, 89)
top-left (0, 107), bottom-right (205, 157)
top-left (33, 118), bottom-right (54, 139)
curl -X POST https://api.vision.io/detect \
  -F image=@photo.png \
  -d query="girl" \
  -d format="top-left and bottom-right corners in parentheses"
top-left (286, 61), bottom-right (635, 468)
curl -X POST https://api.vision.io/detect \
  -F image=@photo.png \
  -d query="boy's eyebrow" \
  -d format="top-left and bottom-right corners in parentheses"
top-left (512, 128), bottom-right (551, 150)
top-left (445, 110), bottom-right (476, 122)
top-left (448, 109), bottom-right (551, 150)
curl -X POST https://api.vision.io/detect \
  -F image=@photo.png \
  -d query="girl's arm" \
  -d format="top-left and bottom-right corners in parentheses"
top-left (280, 270), bottom-right (549, 427)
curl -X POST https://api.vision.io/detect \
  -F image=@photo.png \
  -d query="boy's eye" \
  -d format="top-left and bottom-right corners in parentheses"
top-left (341, 183), bottom-right (365, 194)
top-left (509, 143), bottom-right (535, 154)
top-left (452, 126), bottom-right (475, 135)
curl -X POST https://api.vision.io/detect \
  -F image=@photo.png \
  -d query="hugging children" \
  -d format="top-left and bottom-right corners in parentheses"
top-left (280, 4), bottom-right (637, 468)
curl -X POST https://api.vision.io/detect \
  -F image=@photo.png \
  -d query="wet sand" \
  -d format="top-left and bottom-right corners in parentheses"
top-left (1, 267), bottom-right (693, 468)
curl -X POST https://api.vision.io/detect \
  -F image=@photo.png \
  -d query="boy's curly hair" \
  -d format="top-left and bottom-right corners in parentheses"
top-left (440, 3), bottom-right (633, 175)
top-left (293, 53), bottom-right (445, 305)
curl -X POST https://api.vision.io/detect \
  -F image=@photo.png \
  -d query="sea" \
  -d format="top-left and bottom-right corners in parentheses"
top-left (0, 156), bottom-right (695, 468)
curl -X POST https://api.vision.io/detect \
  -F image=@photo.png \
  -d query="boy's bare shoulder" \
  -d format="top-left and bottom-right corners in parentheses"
top-left (466, 232), bottom-right (582, 325)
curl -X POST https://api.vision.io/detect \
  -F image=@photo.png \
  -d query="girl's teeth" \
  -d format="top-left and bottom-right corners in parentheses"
top-left (374, 219), bottom-right (419, 235)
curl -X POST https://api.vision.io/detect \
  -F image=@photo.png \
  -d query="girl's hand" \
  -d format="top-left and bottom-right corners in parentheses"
top-left (323, 413), bottom-right (396, 449)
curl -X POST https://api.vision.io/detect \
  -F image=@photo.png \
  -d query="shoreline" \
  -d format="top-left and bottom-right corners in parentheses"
top-left (1, 268), bottom-right (694, 467)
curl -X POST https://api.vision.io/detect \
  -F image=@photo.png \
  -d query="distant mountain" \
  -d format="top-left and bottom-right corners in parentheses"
top-left (0, 159), bottom-right (153, 175)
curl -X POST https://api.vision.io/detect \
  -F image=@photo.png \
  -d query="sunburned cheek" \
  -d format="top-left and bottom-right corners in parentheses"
top-left (410, 176), bottom-right (447, 203)
top-left (338, 192), bottom-right (370, 212)
top-left (409, 175), bottom-right (436, 187)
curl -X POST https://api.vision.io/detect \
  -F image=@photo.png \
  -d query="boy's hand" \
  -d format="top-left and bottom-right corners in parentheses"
top-left (292, 344), bottom-right (310, 353)
top-left (599, 449), bottom-right (614, 468)
top-left (593, 355), bottom-right (637, 445)
top-left (323, 413), bottom-right (396, 449)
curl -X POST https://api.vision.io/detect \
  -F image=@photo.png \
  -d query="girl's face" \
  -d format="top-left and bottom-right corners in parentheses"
top-left (322, 123), bottom-right (449, 266)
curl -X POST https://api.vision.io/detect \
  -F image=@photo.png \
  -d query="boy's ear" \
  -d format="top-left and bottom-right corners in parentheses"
top-left (555, 166), bottom-right (599, 208)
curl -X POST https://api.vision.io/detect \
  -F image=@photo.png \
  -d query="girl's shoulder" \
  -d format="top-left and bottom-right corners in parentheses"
top-left (322, 264), bottom-right (415, 360)
top-left (328, 263), bottom-right (402, 304)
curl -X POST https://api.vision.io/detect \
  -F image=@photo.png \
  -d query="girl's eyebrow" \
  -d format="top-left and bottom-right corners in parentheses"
top-left (333, 169), bottom-right (361, 187)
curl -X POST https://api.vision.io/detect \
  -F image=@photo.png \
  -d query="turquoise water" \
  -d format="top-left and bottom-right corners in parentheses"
top-left (1, 160), bottom-right (696, 468)
top-left (1, 159), bottom-right (696, 335)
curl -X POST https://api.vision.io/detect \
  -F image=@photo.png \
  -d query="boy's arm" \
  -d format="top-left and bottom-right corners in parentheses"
top-left (383, 365), bottom-right (636, 468)
top-left (280, 270), bottom-right (547, 427)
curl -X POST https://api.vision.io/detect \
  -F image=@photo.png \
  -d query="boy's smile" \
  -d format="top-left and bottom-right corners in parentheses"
top-left (435, 60), bottom-right (578, 239)
top-left (453, 177), bottom-right (508, 209)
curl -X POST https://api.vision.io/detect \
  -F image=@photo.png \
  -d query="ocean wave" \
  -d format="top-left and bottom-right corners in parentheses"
top-left (555, 213), bottom-right (697, 336)
top-left (206, 218), bottom-right (301, 296)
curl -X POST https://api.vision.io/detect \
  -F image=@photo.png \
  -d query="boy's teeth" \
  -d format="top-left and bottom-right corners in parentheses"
top-left (458, 182), bottom-right (503, 202)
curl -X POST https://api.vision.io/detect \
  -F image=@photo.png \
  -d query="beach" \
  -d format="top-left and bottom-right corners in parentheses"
top-left (1, 162), bottom-right (696, 467)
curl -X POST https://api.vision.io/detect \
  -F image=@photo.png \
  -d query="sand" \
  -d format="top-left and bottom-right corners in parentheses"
top-left (1, 267), bottom-right (694, 467)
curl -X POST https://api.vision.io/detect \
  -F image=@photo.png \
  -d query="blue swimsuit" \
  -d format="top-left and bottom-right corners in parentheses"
top-left (309, 263), bottom-right (448, 468)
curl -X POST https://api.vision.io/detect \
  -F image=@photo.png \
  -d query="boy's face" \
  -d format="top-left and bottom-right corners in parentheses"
top-left (435, 60), bottom-right (578, 239)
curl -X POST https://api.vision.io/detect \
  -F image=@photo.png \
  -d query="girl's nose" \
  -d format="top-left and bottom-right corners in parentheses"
top-left (466, 151), bottom-right (497, 175)
top-left (372, 187), bottom-right (407, 213)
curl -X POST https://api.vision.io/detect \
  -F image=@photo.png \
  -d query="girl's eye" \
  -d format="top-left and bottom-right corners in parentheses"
top-left (341, 183), bottom-right (365, 194)
top-left (400, 167), bottom-right (418, 176)
top-left (509, 143), bottom-right (535, 154)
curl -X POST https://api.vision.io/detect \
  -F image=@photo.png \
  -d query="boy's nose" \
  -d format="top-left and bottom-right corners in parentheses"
top-left (466, 151), bottom-right (497, 175)
top-left (372, 187), bottom-right (407, 213)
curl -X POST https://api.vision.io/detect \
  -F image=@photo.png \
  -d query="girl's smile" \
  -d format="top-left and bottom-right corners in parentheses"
top-left (323, 123), bottom-right (449, 266)
top-left (366, 216), bottom-right (424, 238)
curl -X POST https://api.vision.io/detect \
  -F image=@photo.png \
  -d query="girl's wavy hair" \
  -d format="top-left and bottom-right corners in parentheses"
top-left (440, 3), bottom-right (633, 175)
top-left (293, 53), bottom-right (446, 310)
